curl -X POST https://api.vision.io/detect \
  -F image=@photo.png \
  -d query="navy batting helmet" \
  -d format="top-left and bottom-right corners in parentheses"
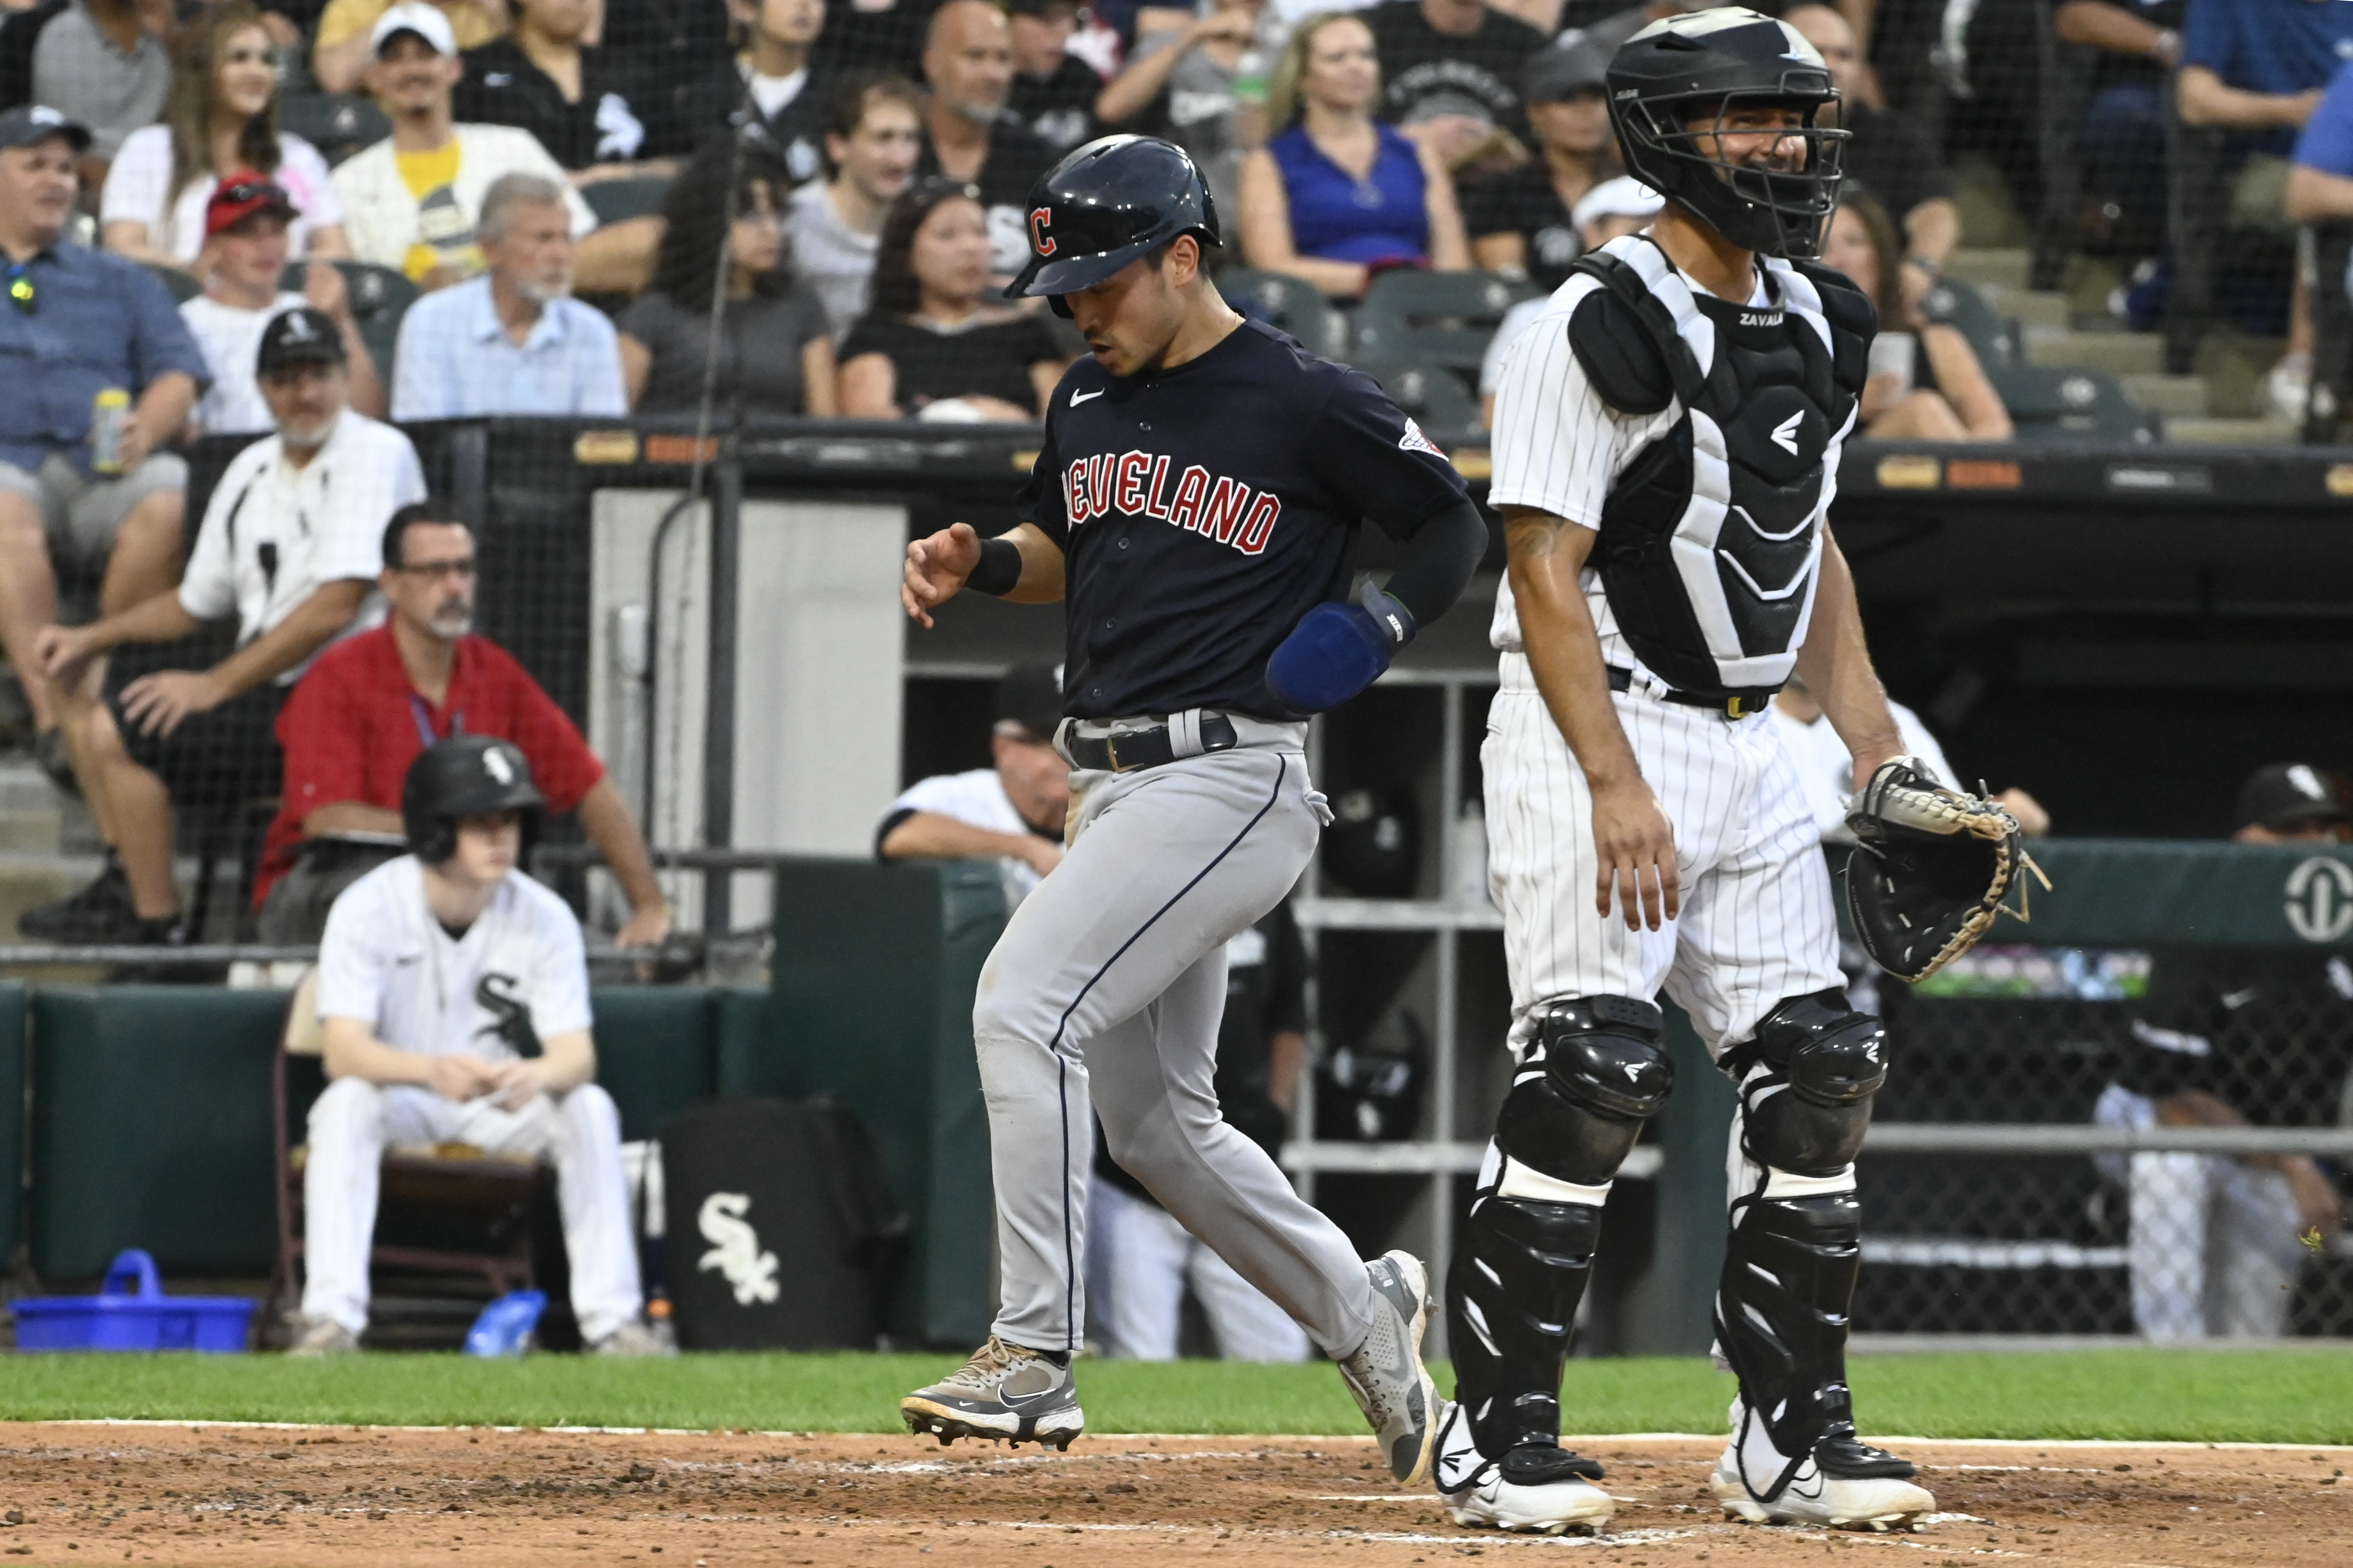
top-left (1004, 134), bottom-right (1220, 302)
top-left (403, 736), bottom-right (546, 865)
top-left (1607, 7), bottom-right (1845, 260)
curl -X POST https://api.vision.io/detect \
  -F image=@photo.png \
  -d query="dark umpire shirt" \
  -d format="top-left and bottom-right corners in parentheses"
top-left (1096, 901), bottom-right (1308, 1202)
top-left (453, 40), bottom-right (681, 169)
top-left (2121, 946), bottom-right (2353, 1128)
top-left (1016, 319), bottom-right (1469, 720)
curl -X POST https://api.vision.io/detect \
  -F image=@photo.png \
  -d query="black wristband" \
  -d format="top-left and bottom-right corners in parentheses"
top-left (967, 536), bottom-right (1023, 597)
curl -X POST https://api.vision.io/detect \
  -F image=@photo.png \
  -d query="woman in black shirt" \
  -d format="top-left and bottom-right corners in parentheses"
top-left (618, 140), bottom-right (838, 417)
top-left (837, 176), bottom-right (1069, 421)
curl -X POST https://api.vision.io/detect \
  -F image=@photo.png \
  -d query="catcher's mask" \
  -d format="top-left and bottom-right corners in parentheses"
top-left (1607, 8), bottom-right (1846, 261)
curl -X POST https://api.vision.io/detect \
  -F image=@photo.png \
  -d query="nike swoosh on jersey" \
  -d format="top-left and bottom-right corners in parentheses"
top-left (1070, 388), bottom-right (1105, 406)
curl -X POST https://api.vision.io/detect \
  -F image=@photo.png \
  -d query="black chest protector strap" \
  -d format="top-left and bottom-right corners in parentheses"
top-left (1561, 241), bottom-right (1873, 698)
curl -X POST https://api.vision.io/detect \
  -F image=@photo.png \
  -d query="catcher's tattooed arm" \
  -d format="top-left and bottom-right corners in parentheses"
top-left (1792, 527), bottom-right (1906, 794)
top-left (1503, 505), bottom-right (1681, 931)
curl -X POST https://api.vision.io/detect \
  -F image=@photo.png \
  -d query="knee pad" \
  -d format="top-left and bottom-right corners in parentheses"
top-left (1447, 1194), bottom-right (1603, 1454)
top-left (1494, 996), bottom-right (1675, 1188)
top-left (1716, 1190), bottom-right (1864, 1466)
top-left (1728, 991), bottom-right (1884, 1176)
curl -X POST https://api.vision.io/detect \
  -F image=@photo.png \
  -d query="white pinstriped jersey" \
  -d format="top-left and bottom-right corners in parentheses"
top-left (1485, 237), bottom-right (1848, 692)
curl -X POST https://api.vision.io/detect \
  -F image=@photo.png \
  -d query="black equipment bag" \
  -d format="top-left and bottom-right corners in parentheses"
top-left (657, 1096), bottom-right (907, 1351)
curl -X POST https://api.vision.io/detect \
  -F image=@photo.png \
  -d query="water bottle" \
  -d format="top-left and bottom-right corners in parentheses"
top-left (463, 1290), bottom-right (548, 1357)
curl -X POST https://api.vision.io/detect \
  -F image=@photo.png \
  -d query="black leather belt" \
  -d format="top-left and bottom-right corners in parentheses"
top-left (1064, 713), bottom-right (1239, 773)
top-left (1606, 666), bottom-right (1780, 720)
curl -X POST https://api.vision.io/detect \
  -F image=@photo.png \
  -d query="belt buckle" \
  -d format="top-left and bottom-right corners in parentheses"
top-left (1103, 733), bottom-right (1131, 773)
top-left (1724, 694), bottom-right (1757, 720)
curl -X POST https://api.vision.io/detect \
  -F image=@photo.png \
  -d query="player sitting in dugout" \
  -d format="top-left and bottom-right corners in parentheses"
top-left (874, 661), bottom-right (1068, 905)
top-left (2096, 761), bottom-right (2351, 1341)
top-left (252, 500), bottom-right (671, 947)
top-left (291, 736), bottom-right (670, 1358)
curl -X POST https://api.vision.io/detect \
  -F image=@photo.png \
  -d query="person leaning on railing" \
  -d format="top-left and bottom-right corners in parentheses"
top-left (251, 499), bottom-right (672, 948)
top-left (2093, 761), bottom-right (2352, 1341)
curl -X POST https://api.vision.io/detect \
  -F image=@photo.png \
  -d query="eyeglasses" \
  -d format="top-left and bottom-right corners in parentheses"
top-left (217, 179), bottom-right (288, 206)
top-left (394, 558), bottom-right (476, 580)
top-left (6, 262), bottom-right (31, 315)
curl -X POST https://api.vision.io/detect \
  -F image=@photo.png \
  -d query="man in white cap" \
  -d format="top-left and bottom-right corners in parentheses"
top-left (1476, 176), bottom-right (1665, 425)
top-left (328, 4), bottom-right (594, 288)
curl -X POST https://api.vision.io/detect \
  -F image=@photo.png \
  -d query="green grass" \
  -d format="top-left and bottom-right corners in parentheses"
top-left (0, 1350), bottom-right (2349, 1444)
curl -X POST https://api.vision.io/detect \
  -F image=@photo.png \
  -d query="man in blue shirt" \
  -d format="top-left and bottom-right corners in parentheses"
top-left (2179, 0), bottom-right (2353, 159)
top-left (0, 103), bottom-right (207, 784)
top-left (389, 171), bottom-right (627, 420)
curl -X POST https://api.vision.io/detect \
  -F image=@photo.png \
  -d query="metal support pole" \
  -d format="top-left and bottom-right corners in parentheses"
top-left (701, 452), bottom-right (743, 931)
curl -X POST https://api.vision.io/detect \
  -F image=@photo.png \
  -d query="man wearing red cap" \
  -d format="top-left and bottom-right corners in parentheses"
top-left (181, 172), bottom-right (383, 437)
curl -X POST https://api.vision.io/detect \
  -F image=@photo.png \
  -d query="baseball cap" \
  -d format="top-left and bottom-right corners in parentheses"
top-left (1571, 175), bottom-right (1665, 233)
top-left (2234, 762), bottom-right (2347, 834)
top-left (256, 306), bottom-right (348, 375)
top-left (205, 170), bottom-right (299, 237)
top-left (369, 1), bottom-right (459, 57)
top-left (0, 104), bottom-right (91, 153)
top-left (994, 662), bottom-right (1064, 743)
top-left (1524, 38), bottom-right (1611, 104)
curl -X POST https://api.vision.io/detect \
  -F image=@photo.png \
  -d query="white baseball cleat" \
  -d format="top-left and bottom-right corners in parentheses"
top-left (1433, 1401), bottom-right (1616, 1536)
top-left (1710, 1397), bottom-right (1934, 1531)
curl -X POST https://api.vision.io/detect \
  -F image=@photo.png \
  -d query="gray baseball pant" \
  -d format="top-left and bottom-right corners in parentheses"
top-left (974, 715), bottom-right (1377, 1360)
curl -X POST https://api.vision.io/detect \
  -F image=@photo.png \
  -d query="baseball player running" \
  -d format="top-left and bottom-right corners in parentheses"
top-left (895, 134), bottom-right (1488, 1484)
top-left (1437, 10), bottom-right (1935, 1536)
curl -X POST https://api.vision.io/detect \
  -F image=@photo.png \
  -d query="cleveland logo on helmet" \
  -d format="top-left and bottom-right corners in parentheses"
top-left (1005, 135), bottom-right (1221, 314)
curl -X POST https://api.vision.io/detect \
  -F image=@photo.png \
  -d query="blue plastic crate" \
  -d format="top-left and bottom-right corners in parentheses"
top-left (12, 1249), bottom-right (256, 1353)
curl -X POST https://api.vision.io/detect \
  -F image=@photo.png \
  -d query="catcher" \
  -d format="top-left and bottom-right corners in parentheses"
top-left (1447, 8), bottom-right (2032, 1538)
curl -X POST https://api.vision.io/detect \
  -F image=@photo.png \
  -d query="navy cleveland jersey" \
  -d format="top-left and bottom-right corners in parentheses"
top-left (1016, 319), bottom-right (1470, 719)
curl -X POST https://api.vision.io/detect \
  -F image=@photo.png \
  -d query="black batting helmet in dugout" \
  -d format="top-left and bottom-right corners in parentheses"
top-left (1005, 134), bottom-right (1221, 304)
top-left (403, 736), bottom-right (547, 865)
top-left (1606, 7), bottom-right (1845, 260)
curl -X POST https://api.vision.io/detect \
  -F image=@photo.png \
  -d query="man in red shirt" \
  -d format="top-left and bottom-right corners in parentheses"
top-left (257, 499), bottom-right (671, 945)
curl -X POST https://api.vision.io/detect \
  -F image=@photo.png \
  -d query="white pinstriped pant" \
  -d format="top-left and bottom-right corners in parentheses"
top-left (1485, 652), bottom-right (1846, 1058)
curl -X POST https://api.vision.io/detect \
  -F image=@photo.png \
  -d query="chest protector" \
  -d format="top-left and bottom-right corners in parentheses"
top-left (1564, 237), bottom-right (1873, 698)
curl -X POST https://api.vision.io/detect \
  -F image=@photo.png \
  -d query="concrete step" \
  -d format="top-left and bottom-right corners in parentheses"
top-left (2023, 324), bottom-right (2165, 376)
top-left (2164, 414), bottom-right (2300, 444)
top-left (0, 757), bottom-right (101, 854)
top-left (2120, 374), bottom-right (2210, 417)
top-left (0, 852), bottom-right (106, 941)
top-left (0, 806), bottom-right (63, 853)
top-left (1946, 249), bottom-right (2031, 290)
top-left (1975, 282), bottom-right (2072, 329)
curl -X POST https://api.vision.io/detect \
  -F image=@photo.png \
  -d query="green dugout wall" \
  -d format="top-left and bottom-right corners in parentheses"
top-left (6, 844), bottom-right (2346, 1351)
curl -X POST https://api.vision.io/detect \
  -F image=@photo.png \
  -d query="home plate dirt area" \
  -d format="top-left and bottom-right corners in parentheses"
top-left (0, 1426), bottom-right (2347, 1566)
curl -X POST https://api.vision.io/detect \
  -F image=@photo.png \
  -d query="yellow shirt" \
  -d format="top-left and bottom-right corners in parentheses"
top-left (394, 140), bottom-right (478, 282)
top-left (314, 0), bottom-right (505, 53)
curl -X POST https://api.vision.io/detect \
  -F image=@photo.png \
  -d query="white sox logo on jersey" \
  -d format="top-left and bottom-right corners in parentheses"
top-left (1062, 450), bottom-right (1284, 556)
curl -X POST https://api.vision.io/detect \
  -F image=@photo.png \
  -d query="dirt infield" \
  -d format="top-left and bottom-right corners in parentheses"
top-left (0, 1423), bottom-right (2347, 1566)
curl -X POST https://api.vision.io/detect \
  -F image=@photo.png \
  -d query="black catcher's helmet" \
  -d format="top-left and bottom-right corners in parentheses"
top-left (403, 736), bottom-right (547, 865)
top-left (1607, 7), bottom-right (1845, 260)
top-left (1005, 134), bottom-right (1220, 305)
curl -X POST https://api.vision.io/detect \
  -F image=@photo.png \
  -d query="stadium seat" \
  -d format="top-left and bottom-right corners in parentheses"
top-left (1217, 266), bottom-right (1349, 360)
top-left (145, 261), bottom-right (202, 305)
top-left (329, 262), bottom-right (420, 380)
top-left (1918, 276), bottom-right (2020, 372)
top-left (1360, 359), bottom-right (1482, 438)
top-left (276, 93), bottom-right (391, 167)
top-left (583, 174), bottom-right (673, 228)
top-left (1988, 363), bottom-right (2160, 443)
top-left (1353, 270), bottom-right (1538, 379)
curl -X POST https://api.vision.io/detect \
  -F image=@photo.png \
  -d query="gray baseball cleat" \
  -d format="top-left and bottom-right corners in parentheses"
top-left (901, 1336), bottom-right (1085, 1450)
top-left (1337, 1249), bottom-right (1441, 1485)
top-left (1433, 1401), bottom-right (1617, 1535)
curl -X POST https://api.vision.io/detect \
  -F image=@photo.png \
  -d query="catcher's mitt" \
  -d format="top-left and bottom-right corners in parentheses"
top-left (1843, 758), bottom-right (2050, 983)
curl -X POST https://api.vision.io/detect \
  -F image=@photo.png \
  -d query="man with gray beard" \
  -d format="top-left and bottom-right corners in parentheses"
top-left (251, 501), bottom-right (672, 948)
top-left (388, 172), bottom-right (627, 420)
top-left (21, 308), bottom-right (426, 947)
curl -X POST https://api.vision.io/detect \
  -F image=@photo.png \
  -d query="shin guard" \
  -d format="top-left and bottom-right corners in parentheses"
top-left (1447, 1194), bottom-right (1603, 1457)
top-left (1714, 1190), bottom-right (1879, 1497)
